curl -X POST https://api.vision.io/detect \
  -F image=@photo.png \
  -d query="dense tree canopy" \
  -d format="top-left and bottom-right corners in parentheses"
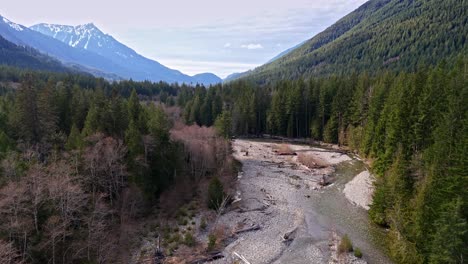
top-left (184, 59), bottom-right (468, 263)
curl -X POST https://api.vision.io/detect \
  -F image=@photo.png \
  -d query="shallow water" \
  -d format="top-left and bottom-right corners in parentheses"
top-left (302, 159), bottom-right (392, 264)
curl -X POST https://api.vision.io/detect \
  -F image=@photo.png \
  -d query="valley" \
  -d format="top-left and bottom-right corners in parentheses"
top-left (0, 0), bottom-right (466, 263)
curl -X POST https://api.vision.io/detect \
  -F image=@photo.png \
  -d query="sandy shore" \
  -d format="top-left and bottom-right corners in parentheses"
top-left (343, 171), bottom-right (375, 210)
top-left (210, 139), bottom-right (364, 264)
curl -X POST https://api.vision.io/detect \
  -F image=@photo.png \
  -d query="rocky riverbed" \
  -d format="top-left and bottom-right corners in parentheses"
top-left (209, 139), bottom-right (388, 264)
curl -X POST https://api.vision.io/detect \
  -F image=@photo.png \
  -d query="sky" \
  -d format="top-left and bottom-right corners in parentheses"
top-left (1, 0), bottom-right (368, 78)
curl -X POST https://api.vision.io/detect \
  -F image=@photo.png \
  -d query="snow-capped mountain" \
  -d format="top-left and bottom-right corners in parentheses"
top-left (31, 23), bottom-right (106, 49)
top-left (31, 23), bottom-right (136, 58)
top-left (2, 16), bottom-right (25, 32)
top-left (0, 15), bottom-right (220, 84)
top-left (0, 15), bottom-right (139, 79)
top-left (30, 22), bottom-right (222, 85)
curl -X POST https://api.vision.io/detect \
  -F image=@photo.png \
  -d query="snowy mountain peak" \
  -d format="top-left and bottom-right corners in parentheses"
top-left (1, 15), bottom-right (221, 85)
top-left (0, 15), bottom-right (25, 32)
top-left (31, 22), bottom-right (110, 50)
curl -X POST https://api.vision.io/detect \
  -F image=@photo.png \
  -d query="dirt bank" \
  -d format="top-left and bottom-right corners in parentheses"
top-left (343, 171), bottom-right (375, 210)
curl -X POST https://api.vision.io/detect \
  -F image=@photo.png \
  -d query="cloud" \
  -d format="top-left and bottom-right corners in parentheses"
top-left (224, 42), bottom-right (232, 48)
top-left (241, 43), bottom-right (263, 50)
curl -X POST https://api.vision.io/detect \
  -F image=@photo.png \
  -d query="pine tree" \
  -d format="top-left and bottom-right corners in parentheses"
top-left (214, 110), bottom-right (232, 139)
top-left (429, 198), bottom-right (467, 264)
top-left (65, 123), bottom-right (83, 150)
top-left (127, 89), bottom-right (141, 122)
top-left (147, 105), bottom-right (170, 144)
top-left (125, 120), bottom-right (143, 159)
top-left (37, 82), bottom-right (58, 142)
top-left (12, 73), bottom-right (40, 142)
top-left (81, 104), bottom-right (99, 137)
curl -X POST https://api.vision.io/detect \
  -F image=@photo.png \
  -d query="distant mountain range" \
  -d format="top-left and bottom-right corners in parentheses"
top-left (0, 15), bottom-right (221, 85)
top-left (238, 0), bottom-right (468, 83)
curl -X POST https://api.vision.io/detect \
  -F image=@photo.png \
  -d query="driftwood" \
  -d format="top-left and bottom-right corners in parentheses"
top-left (234, 252), bottom-right (251, 264)
top-left (235, 224), bottom-right (261, 234)
top-left (282, 227), bottom-right (298, 243)
top-left (276, 152), bottom-right (297, 156)
top-left (295, 149), bottom-right (347, 154)
top-left (189, 251), bottom-right (224, 264)
top-left (236, 205), bottom-right (268, 213)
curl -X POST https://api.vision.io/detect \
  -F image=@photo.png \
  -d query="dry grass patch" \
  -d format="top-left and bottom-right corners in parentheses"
top-left (298, 153), bottom-right (329, 169)
top-left (274, 144), bottom-right (296, 155)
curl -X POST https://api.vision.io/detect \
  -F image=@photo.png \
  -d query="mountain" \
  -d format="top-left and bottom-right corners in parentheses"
top-left (223, 71), bottom-right (251, 83)
top-left (0, 34), bottom-right (70, 72)
top-left (0, 15), bottom-right (220, 84)
top-left (30, 22), bottom-right (221, 85)
top-left (224, 41), bottom-right (305, 83)
top-left (0, 15), bottom-right (135, 79)
top-left (191, 73), bottom-right (222, 86)
top-left (241, 0), bottom-right (468, 83)
top-left (266, 40), bottom-right (306, 64)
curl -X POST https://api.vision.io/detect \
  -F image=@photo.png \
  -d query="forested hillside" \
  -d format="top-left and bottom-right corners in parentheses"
top-left (0, 56), bottom-right (465, 263)
top-left (243, 0), bottom-right (468, 83)
top-left (0, 35), bottom-right (70, 73)
top-left (0, 0), bottom-right (466, 262)
top-left (0, 67), bottom-right (235, 263)
top-left (184, 59), bottom-right (468, 263)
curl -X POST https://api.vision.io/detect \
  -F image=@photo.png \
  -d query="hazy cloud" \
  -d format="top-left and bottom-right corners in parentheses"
top-left (241, 43), bottom-right (264, 50)
top-left (224, 42), bottom-right (232, 48)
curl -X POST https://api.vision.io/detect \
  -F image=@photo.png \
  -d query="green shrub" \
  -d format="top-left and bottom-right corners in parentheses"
top-left (200, 217), bottom-right (207, 231)
top-left (184, 233), bottom-right (195, 247)
top-left (207, 177), bottom-right (225, 210)
top-left (177, 217), bottom-right (188, 226)
top-left (354, 247), bottom-right (363, 258)
top-left (169, 233), bottom-right (181, 243)
top-left (338, 234), bottom-right (353, 253)
top-left (167, 243), bottom-right (178, 255)
top-left (207, 233), bottom-right (216, 251)
top-left (177, 207), bottom-right (188, 217)
top-left (188, 202), bottom-right (197, 211)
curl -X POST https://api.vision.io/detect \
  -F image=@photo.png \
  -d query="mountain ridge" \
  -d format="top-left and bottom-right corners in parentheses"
top-left (0, 15), bottom-right (221, 85)
top-left (240, 0), bottom-right (468, 83)
top-left (0, 34), bottom-right (72, 72)
top-left (30, 22), bottom-right (221, 85)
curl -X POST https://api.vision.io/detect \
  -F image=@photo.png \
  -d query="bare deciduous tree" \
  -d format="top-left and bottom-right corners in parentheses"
top-left (83, 134), bottom-right (127, 206)
top-left (0, 240), bottom-right (23, 264)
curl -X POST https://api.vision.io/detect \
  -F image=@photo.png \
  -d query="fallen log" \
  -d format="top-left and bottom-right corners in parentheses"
top-left (236, 205), bottom-right (268, 213)
top-left (235, 224), bottom-right (261, 234)
top-left (189, 251), bottom-right (224, 264)
top-left (277, 152), bottom-right (297, 156)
